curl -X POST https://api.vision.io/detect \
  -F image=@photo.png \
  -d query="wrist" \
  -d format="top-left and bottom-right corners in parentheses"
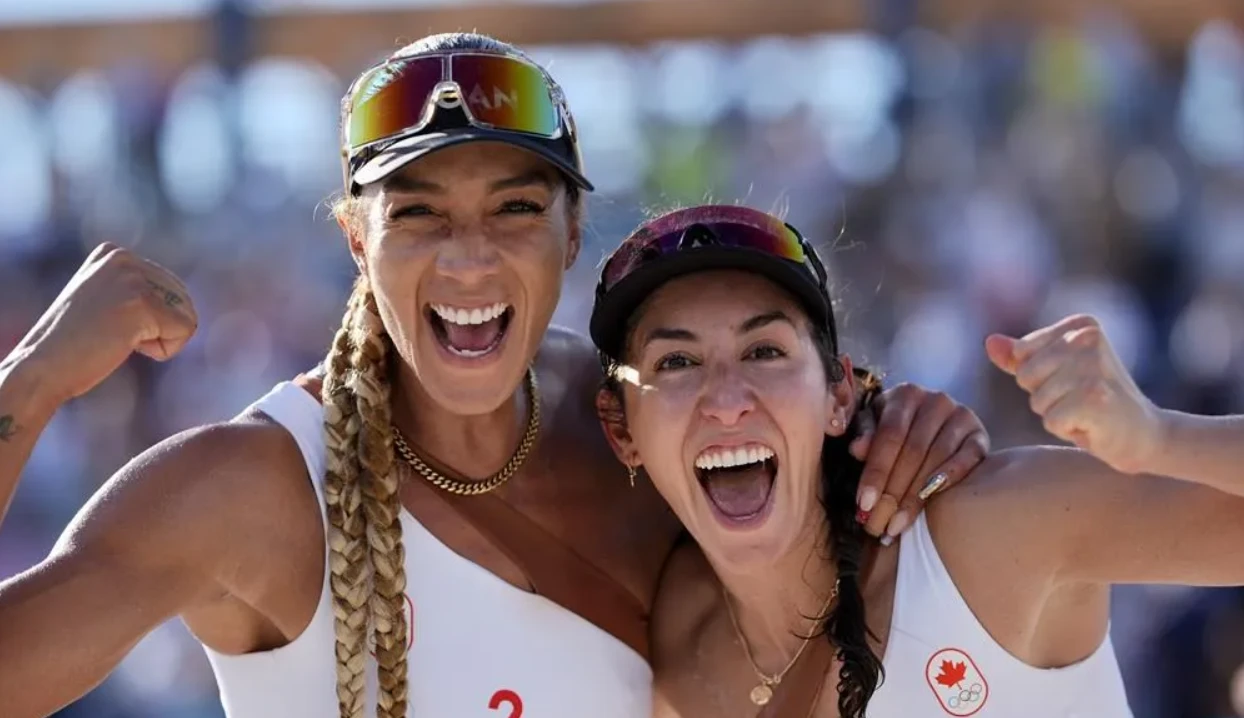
top-left (1139, 406), bottom-right (1181, 477)
top-left (0, 348), bottom-right (66, 419)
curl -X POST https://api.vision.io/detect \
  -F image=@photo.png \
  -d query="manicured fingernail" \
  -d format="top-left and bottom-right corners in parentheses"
top-left (886, 511), bottom-right (911, 538)
top-left (855, 508), bottom-right (871, 525)
top-left (879, 534), bottom-right (894, 547)
top-left (917, 472), bottom-right (949, 501)
top-left (858, 486), bottom-right (879, 513)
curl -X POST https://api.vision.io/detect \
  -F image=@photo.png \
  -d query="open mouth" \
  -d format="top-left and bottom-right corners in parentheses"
top-left (694, 444), bottom-right (778, 522)
top-left (426, 302), bottom-right (514, 359)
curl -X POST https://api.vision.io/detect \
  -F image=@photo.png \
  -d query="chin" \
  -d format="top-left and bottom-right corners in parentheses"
top-left (689, 499), bottom-right (807, 573)
top-left (699, 527), bottom-right (793, 573)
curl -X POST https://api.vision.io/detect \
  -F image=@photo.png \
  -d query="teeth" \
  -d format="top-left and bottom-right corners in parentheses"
top-left (695, 445), bottom-right (774, 470)
top-left (432, 303), bottom-right (509, 326)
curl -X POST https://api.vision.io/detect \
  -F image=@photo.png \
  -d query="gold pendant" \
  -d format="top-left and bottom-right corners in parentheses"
top-left (750, 684), bottom-right (774, 706)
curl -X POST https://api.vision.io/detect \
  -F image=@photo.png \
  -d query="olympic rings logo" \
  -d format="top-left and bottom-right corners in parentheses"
top-left (946, 683), bottom-right (984, 710)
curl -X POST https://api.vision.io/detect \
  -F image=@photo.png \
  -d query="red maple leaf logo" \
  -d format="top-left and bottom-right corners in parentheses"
top-left (935, 659), bottom-right (967, 688)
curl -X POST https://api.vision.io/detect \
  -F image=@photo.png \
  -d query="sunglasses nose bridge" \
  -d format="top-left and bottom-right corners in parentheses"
top-left (428, 81), bottom-right (464, 110)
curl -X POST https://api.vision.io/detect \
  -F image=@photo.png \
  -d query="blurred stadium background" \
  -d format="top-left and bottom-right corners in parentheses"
top-left (2, 1), bottom-right (1244, 716)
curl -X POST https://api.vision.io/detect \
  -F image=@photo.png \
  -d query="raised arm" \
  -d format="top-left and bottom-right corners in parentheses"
top-left (1140, 411), bottom-right (1244, 499)
top-left (0, 245), bottom-right (318, 717)
top-left (0, 243), bottom-right (196, 525)
top-left (954, 314), bottom-right (1244, 588)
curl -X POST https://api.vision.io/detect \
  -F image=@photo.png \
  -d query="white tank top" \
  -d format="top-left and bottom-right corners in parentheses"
top-left (203, 382), bottom-right (653, 717)
top-left (868, 512), bottom-right (1132, 717)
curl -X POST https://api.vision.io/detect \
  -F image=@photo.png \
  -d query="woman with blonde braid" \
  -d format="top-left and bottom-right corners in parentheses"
top-left (0, 34), bottom-right (991, 718)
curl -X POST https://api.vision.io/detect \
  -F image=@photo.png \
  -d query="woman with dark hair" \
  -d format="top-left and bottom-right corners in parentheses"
top-left (0, 33), bottom-right (989, 718)
top-left (591, 204), bottom-right (1244, 717)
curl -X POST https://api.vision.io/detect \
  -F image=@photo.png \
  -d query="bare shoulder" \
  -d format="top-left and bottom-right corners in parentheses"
top-left (59, 410), bottom-right (318, 591)
top-left (928, 445), bottom-right (1112, 522)
top-left (540, 324), bottom-right (598, 361)
top-left (537, 325), bottom-right (604, 395)
top-left (651, 538), bottom-right (718, 668)
top-left (924, 446), bottom-right (1110, 614)
top-left (532, 325), bottom-right (614, 464)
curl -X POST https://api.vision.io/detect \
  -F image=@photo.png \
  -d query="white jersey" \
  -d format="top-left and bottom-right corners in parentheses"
top-left (203, 382), bottom-right (652, 717)
top-left (869, 512), bottom-right (1132, 717)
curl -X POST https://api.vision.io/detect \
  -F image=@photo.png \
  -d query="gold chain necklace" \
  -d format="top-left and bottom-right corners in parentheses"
top-left (723, 579), bottom-right (840, 706)
top-left (391, 367), bottom-right (540, 496)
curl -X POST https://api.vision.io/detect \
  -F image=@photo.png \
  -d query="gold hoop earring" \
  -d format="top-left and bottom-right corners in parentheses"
top-left (627, 464), bottom-right (637, 488)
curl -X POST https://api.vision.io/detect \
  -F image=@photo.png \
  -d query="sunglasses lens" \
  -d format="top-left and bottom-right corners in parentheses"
top-left (346, 57), bottom-right (443, 150)
top-left (346, 54), bottom-right (561, 153)
top-left (601, 220), bottom-right (807, 294)
top-left (450, 55), bottom-right (560, 137)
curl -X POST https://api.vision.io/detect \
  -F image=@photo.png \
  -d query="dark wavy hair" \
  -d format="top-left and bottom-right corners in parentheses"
top-left (599, 300), bottom-right (885, 717)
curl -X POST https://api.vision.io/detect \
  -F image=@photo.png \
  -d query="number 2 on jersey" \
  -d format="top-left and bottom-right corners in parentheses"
top-left (488, 689), bottom-right (523, 718)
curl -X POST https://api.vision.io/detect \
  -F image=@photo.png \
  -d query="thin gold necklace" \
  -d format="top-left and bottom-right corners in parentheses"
top-left (391, 367), bottom-right (539, 496)
top-left (722, 579), bottom-right (840, 706)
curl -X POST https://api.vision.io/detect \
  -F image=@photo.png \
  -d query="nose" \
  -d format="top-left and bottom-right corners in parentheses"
top-left (698, 363), bottom-right (755, 427)
top-left (435, 225), bottom-right (501, 287)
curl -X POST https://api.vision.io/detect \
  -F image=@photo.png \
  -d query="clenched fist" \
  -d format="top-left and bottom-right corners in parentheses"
top-left (11, 243), bottom-right (198, 406)
top-left (986, 314), bottom-right (1160, 474)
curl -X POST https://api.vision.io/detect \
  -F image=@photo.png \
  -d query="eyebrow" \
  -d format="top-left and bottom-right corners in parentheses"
top-left (384, 169), bottom-right (555, 195)
top-left (640, 310), bottom-right (795, 350)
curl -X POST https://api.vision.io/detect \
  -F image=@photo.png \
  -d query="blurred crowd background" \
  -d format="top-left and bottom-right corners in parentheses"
top-left (2, 1), bottom-right (1244, 716)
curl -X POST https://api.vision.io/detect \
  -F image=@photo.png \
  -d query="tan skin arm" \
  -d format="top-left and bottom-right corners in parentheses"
top-left (0, 360), bottom-right (59, 526)
top-left (931, 315), bottom-right (1244, 667)
top-left (0, 419), bottom-right (314, 718)
top-left (1140, 411), bottom-right (1244, 499)
top-left (0, 246), bottom-right (320, 717)
top-left (977, 314), bottom-right (1244, 586)
top-left (939, 446), bottom-right (1244, 590)
top-left (0, 243), bottom-right (197, 526)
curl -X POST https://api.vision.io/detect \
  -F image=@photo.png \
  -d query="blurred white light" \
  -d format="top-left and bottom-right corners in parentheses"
top-left (964, 189), bottom-right (1057, 326)
top-left (236, 58), bottom-right (341, 202)
top-left (822, 118), bottom-right (900, 187)
top-left (805, 33), bottom-right (904, 126)
top-left (889, 293), bottom-right (971, 391)
top-left (0, 81), bottom-right (52, 240)
top-left (1177, 21), bottom-right (1244, 167)
top-left (1169, 296), bottom-right (1238, 381)
top-left (651, 42), bottom-right (732, 126)
top-left (734, 37), bottom-right (805, 121)
top-left (48, 71), bottom-right (120, 185)
top-left (157, 64), bottom-right (234, 214)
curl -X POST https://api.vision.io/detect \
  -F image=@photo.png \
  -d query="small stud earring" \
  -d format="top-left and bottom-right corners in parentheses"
top-left (830, 418), bottom-right (843, 431)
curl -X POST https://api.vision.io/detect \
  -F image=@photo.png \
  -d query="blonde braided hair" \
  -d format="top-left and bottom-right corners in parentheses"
top-left (327, 29), bottom-right (580, 717)
top-left (322, 276), bottom-right (408, 717)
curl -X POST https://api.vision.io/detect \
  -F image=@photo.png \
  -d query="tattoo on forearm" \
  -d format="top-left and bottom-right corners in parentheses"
top-left (146, 279), bottom-right (184, 308)
top-left (0, 414), bottom-right (17, 442)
